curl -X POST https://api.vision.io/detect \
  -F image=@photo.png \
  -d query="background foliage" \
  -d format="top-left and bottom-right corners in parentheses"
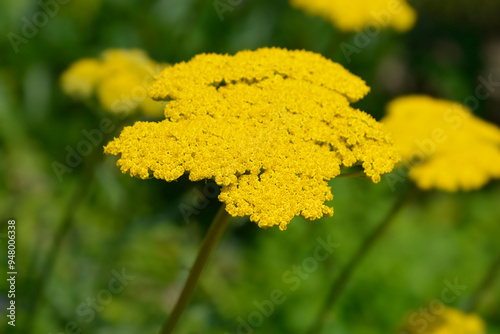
top-left (1, 0), bottom-right (499, 333)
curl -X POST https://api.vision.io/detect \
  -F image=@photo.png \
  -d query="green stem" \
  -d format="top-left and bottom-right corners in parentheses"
top-left (306, 188), bottom-right (418, 334)
top-left (159, 205), bottom-right (232, 334)
top-left (465, 252), bottom-right (500, 312)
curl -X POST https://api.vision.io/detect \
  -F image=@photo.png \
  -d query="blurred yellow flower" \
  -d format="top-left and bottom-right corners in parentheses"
top-left (60, 58), bottom-right (102, 99)
top-left (289, 0), bottom-right (416, 32)
top-left (400, 307), bottom-right (485, 334)
top-left (383, 95), bottom-right (500, 191)
top-left (61, 49), bottom-right (165, 117)
top-left (105, 47), bottom-right (399, 230)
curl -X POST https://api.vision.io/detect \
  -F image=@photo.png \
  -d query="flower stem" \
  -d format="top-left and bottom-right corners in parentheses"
top-left (465, 252), bottom-right (500, 312)
top-left (306, 187), bottom-right (418, 334)
top-left (160, 204), bottom-right (232, 334)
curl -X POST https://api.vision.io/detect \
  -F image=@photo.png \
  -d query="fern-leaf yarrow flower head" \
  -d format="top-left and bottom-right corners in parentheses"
top-left (105, 47), bottom-right (399, 230)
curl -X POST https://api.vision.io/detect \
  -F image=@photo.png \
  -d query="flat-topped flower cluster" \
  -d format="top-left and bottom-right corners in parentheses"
top-left (105, 48), bottom-right (399, 230)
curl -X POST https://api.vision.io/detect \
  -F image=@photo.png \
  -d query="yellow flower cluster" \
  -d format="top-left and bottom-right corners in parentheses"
top-left (61, 49), bottom-right (165, 117)
top-left (105, 48), bottom-right (399, 230)
top-left (383, 95), bottom-right (500, 191)
top-left (400, 307), bottom-right (485, 334)
top-left (289, 0), bottom-right (416, 32)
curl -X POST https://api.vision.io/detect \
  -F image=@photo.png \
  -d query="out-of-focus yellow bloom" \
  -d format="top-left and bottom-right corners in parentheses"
top-left (96, 72), bottom-right (142, 112)
top-left (61, 49), bottom-right (165, 117)
top-left (289, 0), bottom-right (416, 32)
top-left (400, 307), bottom-right (485, 334)
top-left (383, 95), bottom-right (500, 191)
top-left (60, 58), bottom-right (102, 99)
top-left (105, 48), bottom-right (399, 230)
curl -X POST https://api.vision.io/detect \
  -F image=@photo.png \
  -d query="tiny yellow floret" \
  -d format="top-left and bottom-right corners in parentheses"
top-left (105, 48), bottom-right (399, 230)
top-left (383, 95), bottom-right (500, 191)
top-left (289, 0), bottom-right (417, 32)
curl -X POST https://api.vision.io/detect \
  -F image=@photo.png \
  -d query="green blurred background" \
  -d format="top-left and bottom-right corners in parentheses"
top-left (1, 0), bottom-right (500, 333)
